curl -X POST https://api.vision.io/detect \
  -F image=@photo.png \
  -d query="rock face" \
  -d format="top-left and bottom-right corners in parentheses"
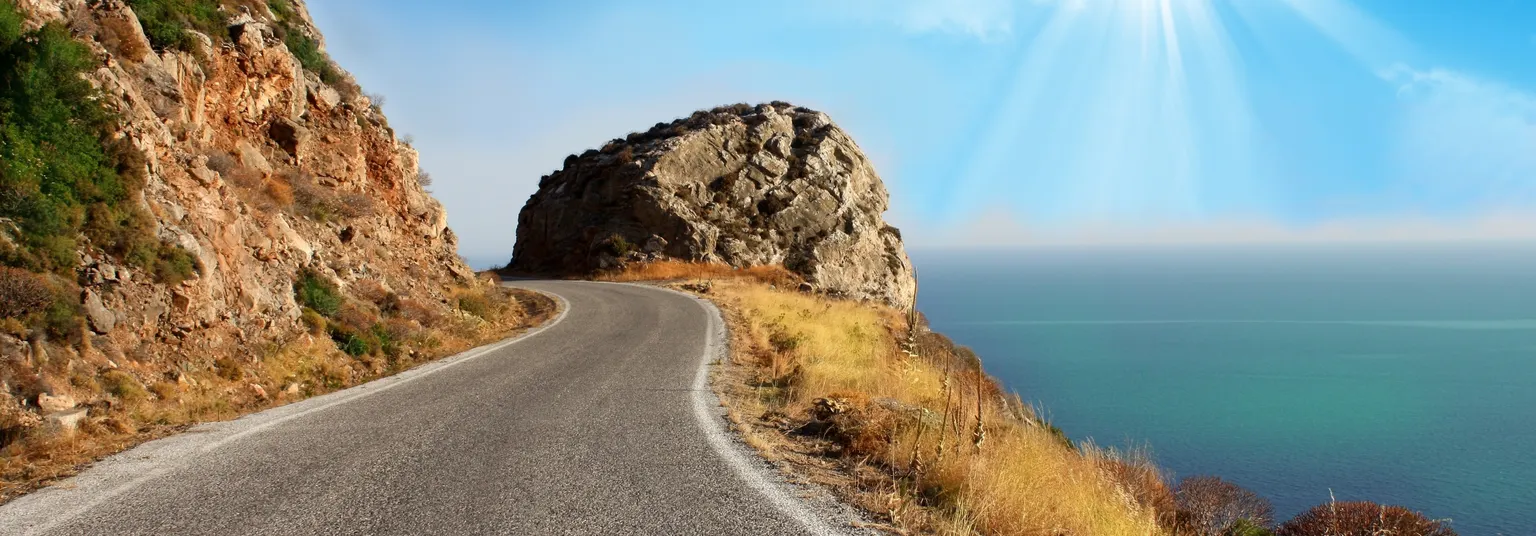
top-left (5, 2), bottom-right (470, 366)
top-left (511, 103), bottom-right (916, 309)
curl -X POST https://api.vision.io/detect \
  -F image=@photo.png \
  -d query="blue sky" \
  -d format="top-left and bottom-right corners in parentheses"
top-left (307, 0), bottom-right (1536, 264)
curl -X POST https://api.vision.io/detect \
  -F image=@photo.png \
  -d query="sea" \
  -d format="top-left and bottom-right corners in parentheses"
top-left (911, 243), bottom-right (1536, 535)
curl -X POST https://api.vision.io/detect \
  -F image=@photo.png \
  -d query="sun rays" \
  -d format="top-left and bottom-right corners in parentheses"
top-left (948, 0), bottom-right (1415, 228)
top-left (951, 0), bottom-right (1259, 224)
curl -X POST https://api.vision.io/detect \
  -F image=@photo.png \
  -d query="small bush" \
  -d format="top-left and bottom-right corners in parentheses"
top-left (42, 292), bottom-right (83, 340)
top-left (415, 171), bottom-right (433, 188)
top-left (299, 307), bottom-right (326, 334)
top-left (1175, 476), bottom-right (1274, 535)
top-left (265, 179), bottom-right (295, 206)
top-left (0, 268), bottom-right (52, 319)
top-left (151, 246), bottom-right (200, 285)
top-left (1277, 501), bottom-right (1455, 536)
top-left (282, 31), bottom-right (340, 84)
top-left (371, 323), bottom-right (400, 358)
top-left (335, 330), bottom-right (370, 357)
top-left (125, 0), bottom-right (225, 52)
top-left (606, 234), bottom-right (634, 257)
top-left (327, 321), bottom-right (398, 358)
top-left (293, 269), bottom-right (342, 317)
top-left (100, 370), bottom-right (148, 403)
top-left (267, 0), bottom-right (296, 21)
top-left (333, 302), bottom-right (376, 333)
top-left (768, 330), bottom-right (804, 352)
top-left (456, 292), bottom-right (492, 320)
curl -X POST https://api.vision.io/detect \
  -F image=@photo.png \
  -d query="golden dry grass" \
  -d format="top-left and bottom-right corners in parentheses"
top-left (596, 260), bottom-right (801, 288)
top-left (696, 277), bottom-right (1168, 535)
top-left (0, 286), bottom-right (556, 502)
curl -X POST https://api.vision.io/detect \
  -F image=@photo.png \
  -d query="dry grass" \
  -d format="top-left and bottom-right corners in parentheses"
top-left (0, 286), bottom-right (557, 502)
top-left (698, 278), bottom-right (1168, 535)
top-left (596, 260), bottom-right (801, 288)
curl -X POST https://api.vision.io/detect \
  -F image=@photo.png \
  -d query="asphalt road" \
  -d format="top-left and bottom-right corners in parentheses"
top-left (0, 281), bottom-right (855, 535)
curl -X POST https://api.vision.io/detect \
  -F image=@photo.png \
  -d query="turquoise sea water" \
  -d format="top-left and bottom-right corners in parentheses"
top-left (911, 243), bottom-right (1536, 535)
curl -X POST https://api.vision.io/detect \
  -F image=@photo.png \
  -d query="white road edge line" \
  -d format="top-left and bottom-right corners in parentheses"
top-left (640, 283), bottom-right (847, 536)
top-left (6, 289), bottom-right (571, 536)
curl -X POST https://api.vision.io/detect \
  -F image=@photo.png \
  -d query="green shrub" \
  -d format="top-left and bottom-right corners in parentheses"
top-left (293, 269), bottom-right (342, 317)
top-left (283, 31), bottom-right (340, 84)
top-left (328, 322), bottom-right (397, 358)
top-left (1, 6), bottom-right (189, 282)
top-left (336, 330), bottom-right (370, 357)
top-left (768, 330), bottom-right (804, 352)
top-left (371, 323), bottom-right (399, 357)
top-left (0, 0), bottom-right (19, 44)
top-left (151, 246), bottom-right (200, 285)
top-left (41, 291), bottom-right (82, 340)
top-left (606, 234), bottom-right (634, 257)
top-left (100, 370), bottom-right (148, 403)
top-left (125, 0), bottom-right (225, 52)
top-left (266, 0), bottom-right (296, 21)
top-left (2, 15), bottom-right (116, 272)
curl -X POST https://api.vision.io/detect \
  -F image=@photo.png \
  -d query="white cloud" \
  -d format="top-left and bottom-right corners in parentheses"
top-left (1379, 66), bottom-right (1536, 209)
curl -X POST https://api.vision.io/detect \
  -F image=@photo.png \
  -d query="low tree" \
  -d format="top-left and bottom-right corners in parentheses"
top-left (1175, 476), bottom-right (1274, 535)
top-left (1277, 501), bottom-right (1456, 536)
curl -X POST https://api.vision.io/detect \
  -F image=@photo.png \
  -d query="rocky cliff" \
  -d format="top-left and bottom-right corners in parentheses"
top-left (510, 103), bottom-right (916, 308)
top-left (1, 0), bottom-right (506, 463)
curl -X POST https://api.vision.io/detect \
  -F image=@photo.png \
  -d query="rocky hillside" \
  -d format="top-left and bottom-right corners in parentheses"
top-left (510, 102), bottom-right (917, 308)
top-left (1, 0), bottom-right (521, 477)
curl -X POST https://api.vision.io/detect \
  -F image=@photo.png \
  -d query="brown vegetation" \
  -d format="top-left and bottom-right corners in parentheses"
top-left (1276, 501), bottom-right (1455, 536)
top-left (1174, 476), bottom-right (1275, 535)
top-left (596, 260), bottom-right (801, 288)
top-left (0, 268), bottom-right (52, 320)
top-left (0, 281), bottom-right (557, 502)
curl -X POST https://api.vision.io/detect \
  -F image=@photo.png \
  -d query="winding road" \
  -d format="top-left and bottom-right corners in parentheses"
top-left (0, 281), bottom-right (854, 535)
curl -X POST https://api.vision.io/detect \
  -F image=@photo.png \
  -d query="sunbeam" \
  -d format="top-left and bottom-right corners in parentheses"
top-left (951, 0), bottom-right (1263, 225)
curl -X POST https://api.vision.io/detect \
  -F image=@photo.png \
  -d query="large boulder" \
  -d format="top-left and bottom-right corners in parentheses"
top-left (510, 102), bottom-right (916, 309)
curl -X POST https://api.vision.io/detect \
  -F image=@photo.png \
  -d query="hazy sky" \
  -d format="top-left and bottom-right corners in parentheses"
top-left (306, 0), bottom-right (1536, 266)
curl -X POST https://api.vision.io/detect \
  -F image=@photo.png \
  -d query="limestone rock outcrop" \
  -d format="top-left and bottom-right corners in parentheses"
top-left (6, 1), bottom-right (471, 370)
top-left (511, 103), bottom-right (916, 308)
